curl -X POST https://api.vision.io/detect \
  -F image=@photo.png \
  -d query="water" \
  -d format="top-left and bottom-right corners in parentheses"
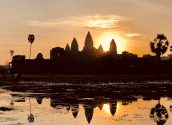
top-left (0, 81), bottom-right (172, 125)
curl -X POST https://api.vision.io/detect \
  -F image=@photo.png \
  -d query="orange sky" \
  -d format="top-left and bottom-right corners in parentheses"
top-left (0, 0), bottom-right (172, 64)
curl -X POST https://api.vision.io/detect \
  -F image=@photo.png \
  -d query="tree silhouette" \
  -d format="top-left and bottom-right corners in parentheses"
top-left (122, 51), bottom-right (129, 55)
top-left (36, 53), bottom-right (44, 60)
top-left (170, 46), bottom-right (172, 52)
top-left (71, 37), bottom-right (79, 53)
top-left (28, 34), bottom-right (35, 59)
top-left (150, 34), bottom-right (169, 59)
top-left (10, 50), bottom-right (14, 65)
top-left (10, 50), bottom-right (14, 58)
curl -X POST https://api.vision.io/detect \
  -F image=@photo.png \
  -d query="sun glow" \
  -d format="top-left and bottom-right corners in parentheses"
top-left (98, 32), bottom-right (127, 53)
top-left (102, 102), bottom-right (121, 115)
top-left (103, 104), bottom-right (111, 114)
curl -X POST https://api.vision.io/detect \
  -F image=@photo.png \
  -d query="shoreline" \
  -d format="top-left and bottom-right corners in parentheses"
top-left (1, 74), bottom-right (172, 83)
top-left (0, 74), bottom-right (172, 88)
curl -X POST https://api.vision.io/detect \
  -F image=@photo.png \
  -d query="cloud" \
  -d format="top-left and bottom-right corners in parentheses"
top-left (28, 14), bottom-right (125, 29)
top-left (125, 33), bottom-right (142, 37)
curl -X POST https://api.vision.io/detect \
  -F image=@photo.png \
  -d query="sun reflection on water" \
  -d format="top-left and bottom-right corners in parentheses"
top-left (102, 102), bottom-right (121, 116)
top-left (103, 104), bottom-right (111, 114)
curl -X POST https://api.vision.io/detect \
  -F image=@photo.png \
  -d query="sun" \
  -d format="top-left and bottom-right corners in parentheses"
top-left (97, 32), bottom-right (127, 53)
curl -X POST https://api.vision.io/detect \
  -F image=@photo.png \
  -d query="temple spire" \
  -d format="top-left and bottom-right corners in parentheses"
top-left (71, 37), bottom-right (79, 53)
top-left (109, 39), bottom-right (117, 55)
top-left (65, 43), bottom-right (70, 51)
top-left (98, 44), bottom-right (104, 53)
top-left (83, 31), bottom-right (94, 52)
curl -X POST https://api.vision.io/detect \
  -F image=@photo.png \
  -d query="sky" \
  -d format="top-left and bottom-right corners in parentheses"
top-left (0, 0), bottom-right (172, 64)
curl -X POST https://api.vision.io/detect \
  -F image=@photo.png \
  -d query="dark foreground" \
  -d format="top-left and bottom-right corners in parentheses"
top-left (0, 76), bottom-right (172, 125)
top-left (2, 74), bottom-right (172, 83)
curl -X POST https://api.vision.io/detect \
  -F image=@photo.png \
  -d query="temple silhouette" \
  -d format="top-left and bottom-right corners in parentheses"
top-left (49, 31), bottom-right (115, 60)
top-left (11, 31), bottom-right (172, 75)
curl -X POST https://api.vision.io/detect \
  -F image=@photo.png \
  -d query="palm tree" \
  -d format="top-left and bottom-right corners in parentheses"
top-left (28, 34), bottom-right (35, 59)
top-left (10, 50), bottom-right (14, 59)
top-left (10, 95), bottom-right (14, 106)
top-left (9, 50), bottom-right (14, 70)
top-left (150, 34), bottom-right (169, 60)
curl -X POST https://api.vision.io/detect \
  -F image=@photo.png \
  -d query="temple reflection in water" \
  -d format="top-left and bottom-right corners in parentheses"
top-left (9, 92), bottom-right (136, 124)
top-left (48, 97), bottom-right (118, 123)
top-left (9, 92), bottom-right (163, 124)
top-left (4, 81), bottom-right (172, 125)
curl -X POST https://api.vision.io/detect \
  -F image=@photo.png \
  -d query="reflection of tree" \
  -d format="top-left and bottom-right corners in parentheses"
top-left (28, 97), bottom-right (34, 122)
top-left (28, 114), bottom-right (34, 123)
top-left (170, 105), bottom-right (172, 112)
top-left (84, 104), bottom-right (94, 124)
top-left (109, 101), bottom-right (117, 116)
top-left (10, 50), bottom-right (14, 61)
top-left (150, 99), bottom-right (168, 125)
top-left (10, 95), bottom-right (15, 106)
top-left (71, 104), bottom-right (79, 118)
top-left (10, 100), bottom-right (14, 106)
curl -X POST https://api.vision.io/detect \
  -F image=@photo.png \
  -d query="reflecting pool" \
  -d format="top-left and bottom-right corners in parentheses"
top-left (0, 81), bottom-right (172, 125)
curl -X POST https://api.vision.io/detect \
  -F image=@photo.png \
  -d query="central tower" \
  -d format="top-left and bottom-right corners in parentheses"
top-left (83, 31), bottom-right (94, 53)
